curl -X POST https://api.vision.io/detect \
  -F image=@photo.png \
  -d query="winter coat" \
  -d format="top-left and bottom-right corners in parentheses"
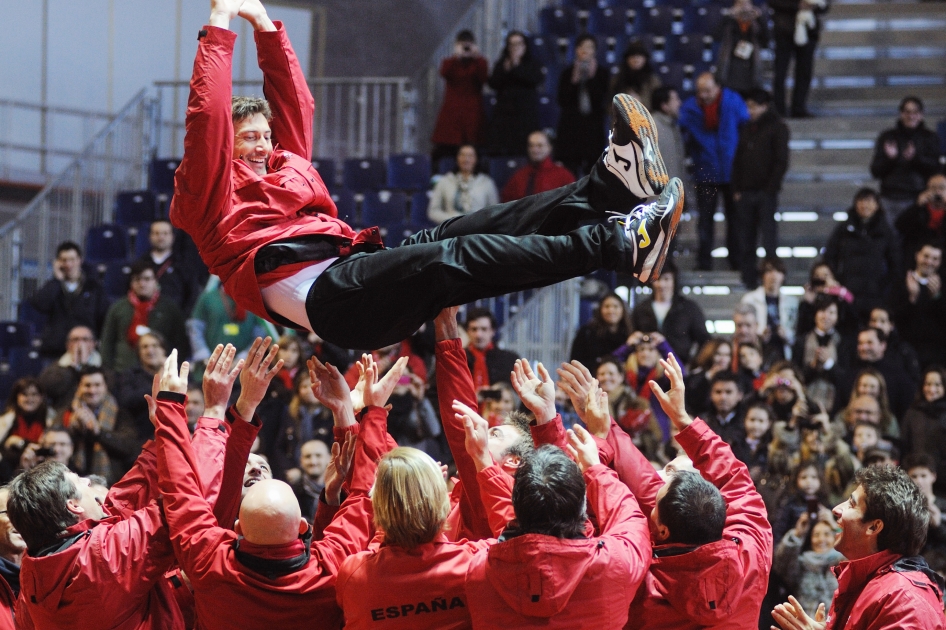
top-left (601, 419), bottom-right (773, 629)
top-left (555, 64), bottom-right (610, 168)
top-left (486, 57), bottom-right (543, 156)
top-left (870, 121), bottom-right (941, 201)
top-left (773, 530), bottom-right (844, 615)
top-left (901, 398), bottom-right (946, 494)
top-left (891, 272), bottom-right (946, 369)
top-left (826, 550), bottom-right (946, 630)
top-left (569, 325), bottom-right (629, 374)
top-left (427, 172), bottom-right (499, 224)
top-left (431, 56), bottom-right (489, 147)
top-left (730, 108), bottom-right (790, 194)
top-left (716, 13), bottom-right (770, 94)
top-left (29, 275), bottom-right (111, 358)
top-left (631, 295), bottom-right (710, 362)
top-left (823, 209), bottom-right (900, 316)
top-left (896, 201), bottom-right (946, 264)
top-left (678, 88), bottom-right (749, 184)
top-left (465, 464), bottom-right (651, 629)
top-left (500, 157), bottom-right (576, 203)
top-left (99, 296), bottom-right (188, 373)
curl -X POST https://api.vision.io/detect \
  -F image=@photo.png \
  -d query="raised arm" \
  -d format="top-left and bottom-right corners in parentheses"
top-left (511, 358), bottom-right (567, 449)
top-left (456, 400), bottom-right (514, 538)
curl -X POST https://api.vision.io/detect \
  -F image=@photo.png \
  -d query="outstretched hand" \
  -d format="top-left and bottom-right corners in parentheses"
top-left (648, 353), bottom-right (691, 431)
top-left (237, 0), bottom-right (276, 31)
top-left (566, 425), bottom-right (600, 472)
top-left (307, 356), bottom-right (352, 412)
top-left (324, 432), bottom-right (357, 506)
top-left (584, 379), bottom-right (611, 439)
top-left (771, 595), bottom-right (826, 630)
top-left (235, 337), bottom-right (283, 419)
top-left (145, 350), bottom-right (190, 426)
top-left (208, 0), bottom-right (244, 26)
top-left (454, 400), bottom-right (493, 472)
top-left (434, 306), bottom-right (460, 342)
top-left (511, 359), bottom-right (556, 424)
top-left (557, 360), bottom-right (596, 421)
top-left (351, 354), bottom-right (409, 410)
top-left (203, 344), bottom-right (243, 419)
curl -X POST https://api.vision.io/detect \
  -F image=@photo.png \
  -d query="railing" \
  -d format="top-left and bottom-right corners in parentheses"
top-left (491, 279), bottom-right (582, 369)
top-left (0, 89), bottom-right (157, 319)
top-left (0, 99), bottom-right (116, 183)
top-left (154, 77), bottom-right (416, 169)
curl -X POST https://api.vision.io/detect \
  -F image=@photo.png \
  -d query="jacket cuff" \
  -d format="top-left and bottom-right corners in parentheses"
top-left (435, 338), bottom-right (464, 354)
top-left (157, 391), bottom-right (186, 404)
top-left (201, 25), bottom-right (238, 46)
top-left (674, 418), bottom-right (709, 451)
top-left (225, 405), bottom-right (261, 428)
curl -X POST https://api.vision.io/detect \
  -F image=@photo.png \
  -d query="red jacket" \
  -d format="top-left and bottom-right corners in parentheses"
top-left (826, 549), bottom-right (946, 630)
top-left (431, 57), bottom-right (488, 146)
top-left (155, 395), bottom-right (386, 630)
top-left (465, 464), bottom-right (651, 629)
top-left (601, 418), bottom-right (773, 630)
top-left (16, 441), bottom-right (183, 630)
top-left (0, 565), bottom-right (15, 630)
top-left (500, 157), bottom-right (576, 202)
top-left (170, 24), bottom-right (379, 327)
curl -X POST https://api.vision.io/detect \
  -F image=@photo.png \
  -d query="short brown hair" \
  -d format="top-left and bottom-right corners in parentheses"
top-left (231, 96), bottom-right (273, 124)
top-left (857, 465), bottom-right (929, 556)
top-left (8, 462), bottom-right (81, 551)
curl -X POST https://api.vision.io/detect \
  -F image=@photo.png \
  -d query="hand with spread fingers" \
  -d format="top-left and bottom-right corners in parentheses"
top-left (323, 432), bottom-right (357, 506)
top-left (146, 349), bottom-right (191, 426)
top-left (771, 595), bottom-right (826, 630)
top-left (350, 353), bottom-right (409, 411)
top-left (307, 356), bottom-right (353, 413)
top-left (235, 337), bottom-right (284, 420)
top-left (565, 425), bottom-right (600, 472)
top-left (647, 353), bottom-right (692, 431)
top-left (511, 359), bottom-right (557, 424)
top-left (202, 344), bottom-right (243, 420)
top-left (583, 379), bottom-right (611, 439)
top-left (454, 400), bottom-right (493, 472)
top-left (557, 360), bottom-right (596, 422)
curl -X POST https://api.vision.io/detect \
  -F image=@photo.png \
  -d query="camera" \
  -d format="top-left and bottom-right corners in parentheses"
top-left (776, 377), bottom-right (792, 388)
top-left (640, 334), bottom-right (651, 344)
top-left (35, 447), bottom-right (56, 458)
top-left (462, 44), bottom-right (472, 53)
top-left (932, 193), bottom-right (945, 205)
top-left (810, 278), bottom-right (826, 289)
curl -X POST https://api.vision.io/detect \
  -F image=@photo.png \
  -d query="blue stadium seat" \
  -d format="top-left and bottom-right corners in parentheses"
top-left (7, 346), bottom-right (44, 378)
top-left (17, 302), bottom-right (45, 336)
top-left (539, 6), bottom-right (579, 37)
top-left (0, 365), bottom-right (15, 401)
top-left (937, 120), bottom-right (946, 156)
top-left (642, 7), bottom-right (685, 37)
top-left (437, 157), bottom-right (457, 175)
top-left (114, 191), bottom-right (157, 227)
top-left (343, 158), bottom-right (387, 191)
top-left (666, 34), bottom-right (714, 65)
top-left (388, 154), bottom-right (432, 191)
top-left (130, 223), bottom-right (152, 258)
top-left (537, 96), bottom-right (560, 132)
top-left (0, 321), bottom-right (31, 356)
top-left (645, 35), bottom-right (669, 63)
top-left (529, 36), bottom-right (561, 68)
top-left (561, 0), bottom-right (602, 10)
top-left (609, 0), bottom-right (646, 11)
top-left (489, 157), bottom-right (528, 191)
top-left (683, 5), bottom-right (727, 37)
top-left (657, 63), bottom-right (689, 92)
top-left (85, 224), bottom-right (128, 264)
top-left (587, 7), bottom-right (639, 38)
top-left (102, 261), bottom-right (133, 300)
top-left (149, 158), bottom-right (179, 195)
top-left (409, 191), bottom-right (438, 231)
top-left (360, 190), bottom-right (408, 230)
top-left (311, 158), bottom-right (337, 189)
top-left (331, 189), bottom-right (359, 224)
top-left (597, 34), bottom-right (628, 66)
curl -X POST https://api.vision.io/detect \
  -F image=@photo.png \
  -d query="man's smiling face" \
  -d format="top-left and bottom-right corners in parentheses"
top-left (233, 113), bottom-right (273, 176)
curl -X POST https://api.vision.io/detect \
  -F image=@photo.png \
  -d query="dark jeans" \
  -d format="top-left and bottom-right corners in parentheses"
top-left (695, 183), bottom-right (737, 271)
top-left (307, 162), bottom-right (639, 349)
top-left (737, 190), bottom-right (778, 288)
top-left (773, 29), bottom-right (818, 116)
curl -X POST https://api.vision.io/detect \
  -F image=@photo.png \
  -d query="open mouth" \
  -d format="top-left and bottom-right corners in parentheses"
top-left (244, 477), bottom-right (260, 488)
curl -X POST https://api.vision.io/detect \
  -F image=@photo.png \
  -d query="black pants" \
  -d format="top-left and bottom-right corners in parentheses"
top-left (736, 190), bottom-right (778, 288)
top-left (695, 183), bottom-right (737, 271)
top-left (773, 29), bottom-right (818, 116)
top-left (307, 162), bottom-right (639, 349)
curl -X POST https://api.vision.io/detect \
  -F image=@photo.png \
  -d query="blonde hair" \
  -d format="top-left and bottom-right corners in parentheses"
top-left (372, 448), bottom-right (450, 549)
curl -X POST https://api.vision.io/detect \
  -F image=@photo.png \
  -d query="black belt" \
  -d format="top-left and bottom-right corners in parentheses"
top-left (254, 236), bottom-right (343, 275)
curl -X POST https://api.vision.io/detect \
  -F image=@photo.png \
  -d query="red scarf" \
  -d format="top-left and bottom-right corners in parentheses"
top-left (468, 344), bottom-right (493, 390)
top-left (626, 364), bottom-right (660, 400)
top-left (700, 90), bottom-right (723, 131)
top-left (14, 414), bottom-right (45, 443)
top-left (220, 287), bottom-right (247, 322)
top-left (126, 289), bottom-right (159, 347)
top-left (928, 205), bottom-right (944, 232)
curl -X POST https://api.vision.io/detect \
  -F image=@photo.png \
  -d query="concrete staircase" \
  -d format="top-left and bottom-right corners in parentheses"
top-left (669, 0), bottom-right (946, 327)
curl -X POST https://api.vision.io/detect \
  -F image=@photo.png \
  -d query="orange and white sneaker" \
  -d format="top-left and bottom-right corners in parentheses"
top-left (605, 93), bottom-right (670, 199)
top-left (608, 177), bottom-right (684, 283)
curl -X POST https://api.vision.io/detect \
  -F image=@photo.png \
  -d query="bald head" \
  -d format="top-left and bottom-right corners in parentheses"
top-left (236, 479), bottom-right (307, 545)
top-left (696, 73), bottom-right (720, 106)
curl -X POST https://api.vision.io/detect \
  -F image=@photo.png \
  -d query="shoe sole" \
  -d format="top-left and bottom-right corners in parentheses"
top-left (613, 94), bottom-right (670, 197)
top-left (638, 177), bottom-right (684, 283)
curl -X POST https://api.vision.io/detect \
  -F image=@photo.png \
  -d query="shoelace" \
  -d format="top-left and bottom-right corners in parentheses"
top-left (606, 199), bottom-right (659, 231)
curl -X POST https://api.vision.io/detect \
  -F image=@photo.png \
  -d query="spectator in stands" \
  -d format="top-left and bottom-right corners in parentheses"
top-left (555, 34), bottom-right (610, 177)
top-left (868, 306), bottom-right (921, 385)
top-left (99, 260), bottom-right (188, 372)
top-left (586, 357), bottom-right (660, 457)
top-left (796, 262), bottom-right (855, 337)
top-left (610, 41), bottom-right (661, 111)
top-left (842, 392), bottom-right (899, 449)
top-left (262, 369), bottom-right (333, 483)
top-left (870, 96), bottom-right (942, 218)
top-left (901, 366), bottom-right (946, 491)
top-left (187, 278), bottom-right (268, 380)
top-left (38, 325), bottom-right (103, 414)
top-left (18, 427), bottom-right (74, 473)
top-left (823, 187), bottom-right (899, 321)
top-left (630, 260), bottom-right (709, 362)
top-left (772, 508), bottom-right (844, 617)
top-left (896, 173), bottom-right (946, 265)
top-left (904, 454), bottom-right (946, 571)
top-left (291, 439), bottom-right (329, 524)
top-left (684, 338), bottom-right (732, 416)
top-left (115, 332), bottom-right (168, 442)
top-left (485, 30), bottom-right (543, 157)
top-left (759, 360), bottom-right (808, 426)
top-left (794, 294), bottom-right (842, 408)
top-left (427, 144), bottom-right (499, 224)
top-left (137, 219), bottom-right (201, 316)
top-left (840, 327), bottom-right (917, 419)
top-left (892, 242), bottom-right (946, 369)
top-left (736, 339), bottom-right (766, 394)
top-left (29, 241), bottom-right (110, 360)
top-left (772, 466), bottom-right (945, 630)
top-left (615, 331), bottom-right (678, 440)
top-left (430, 30), bottom-right (488, 169)
top-left (185, 383), bottom-right (204, 432)
top-left (703, 371), bottom-right (746, 446)
top-left (569, 292), bottom-right (633, 370)
top-left (716, 0), bottom-right (770, 97)
top-left (731, 88), bottom-right (790, 288)
top-left (769, 0), bottom-right (826, 118)
top-left (731, 400), bottom-right (773, 481)
top-left (61, 367), bottom-right (139, 484)
top-left (0, 378), bottom-right (51, 479)
top-left (0, 486), bottom-right (24, 622)
top-left (651, 87), bottom-right (692, 211)
top-left (834, 368), bottom-right (897, 436)
top-left (679, 72), bottom-right (749, 271)
top-left (266, 333), bottom-right (304, 404)
top-left (773, 462), bottom-right (831, 543)
top-left (500, 131), bottom-right (575, 202)
top-left (741, 256), bottom-right (798, 361)
top-left (464, 307), bottom-right (520, 390)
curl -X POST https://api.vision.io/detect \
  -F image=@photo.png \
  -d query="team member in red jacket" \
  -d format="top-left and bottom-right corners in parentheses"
top-left (772, 465), bottom-right (946, 630)
top-left (172, 0), bottom-right (684, 351)
top-left (500, 131), bottom-right (577, 202)
top-left (558, 355), bottom-right (773, 629)
top-left (0, 487), bottom-right (23, 630)
top-left (154, 345), bottom-right (392, 630)
top-left (464, 416), bottom-right (651, 628)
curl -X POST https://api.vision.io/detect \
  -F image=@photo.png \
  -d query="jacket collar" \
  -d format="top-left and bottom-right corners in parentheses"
top-left (832, 548), bottom-right (899, 593)
top-left (232, 528), bottom-right (312, 579)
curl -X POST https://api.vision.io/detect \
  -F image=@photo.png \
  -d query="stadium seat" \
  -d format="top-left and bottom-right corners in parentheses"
top-left (409, 191), bottom-right (438, 231)
top-left (343, 158), bottom-right (387, 191)
top-left (538, 96), bottom-right (560, 132)
top-left (7, 346), bottom-right (44, 378)
top-left (84, 224), bottom-right (128, 264)
top-left (360, 191), bottom-right (408, 233)
top-left (102, 261), bottom-right (133, 300)
top-left (587, 7), bottom-right (639, 38)
top-left (331, 189), bottom-right (359, 224)
top-left (0, 321), bottom-right (31, 355)
top-left (529, 36), bottom-right (561, 68)
top-left (387, 154), bottom-right (432, 191)
top-left (937, 120), bottom-right (946, 156)
top-left (114, 191), bottom-right (157, 227)
top-left (131, 223), bottom-right (152, 258)
top-left (16, 302), bottom-right (45, 335)
top-left (437, 157), bottom-right (457, 175)
top-left (683, 5), bottom-right (727, 37)
top-left (311, 158), bottom-right (337, 189)
top-left (666, 34), bottom-right (714, 65)
top-left (609, 0), bottom-right (646, 11)
top-left (149, 158), bottom-right (180, 195)
top-left (597, 35), bottom-right (628, 66)
top-left (539, 7), bottom-right (579, 38)
top-left (657, 63), bottom-right (689, 92)
top-left (561, 0), bottom-right (602, 10)
top-left (640, 7), bottom-right (678, 37)
top-left (489, 157), bottom-right (528, 191)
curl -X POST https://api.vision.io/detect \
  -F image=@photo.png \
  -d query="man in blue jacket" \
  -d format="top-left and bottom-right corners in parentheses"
top-left (679, 73), bottom-right (749, 272)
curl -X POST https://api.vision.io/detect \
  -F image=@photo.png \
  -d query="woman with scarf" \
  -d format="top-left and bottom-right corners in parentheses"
top-left (569, 292), bottom-right (633, 371)
top-left (486, 30), bottom-right (544, 156)
top-left (0, 379), bottom-right (53, 480)
top-left (427, 144), bottom-right (499, 224)
top-left (613, 331), bottom-right (680, 442)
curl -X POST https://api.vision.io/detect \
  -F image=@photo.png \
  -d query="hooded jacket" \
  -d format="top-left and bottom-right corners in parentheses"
top-left (823, 209), bottom-right (899, 312)
top-left (464, 464), bottom-right (652, 629)
top-left (826, 550), bottom-right (946, 629)
top-left (598, 418), bottom-right (773, 629)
